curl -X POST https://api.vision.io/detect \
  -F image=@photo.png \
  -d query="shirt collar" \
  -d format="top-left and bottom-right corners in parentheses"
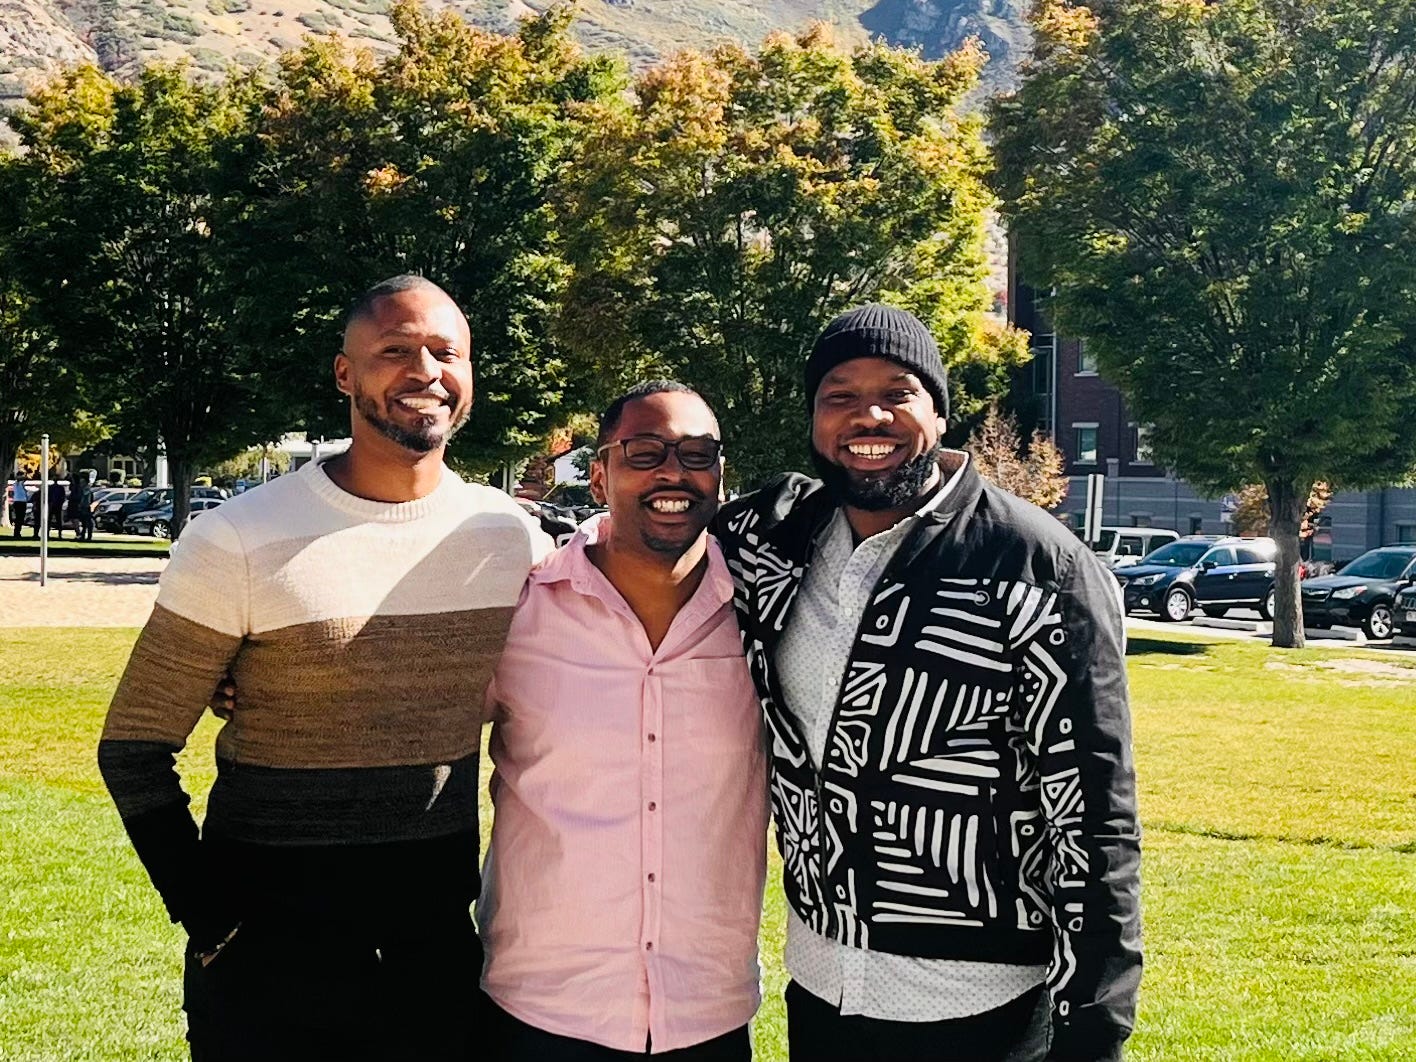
top-left (530, 511), bottom-right (734, 612)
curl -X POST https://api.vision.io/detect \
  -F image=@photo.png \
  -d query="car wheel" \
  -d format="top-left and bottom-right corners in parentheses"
top-left (152, 520), bottom-right (170, 539)
top-left (1200, 606), bottom-right (1229, 618)
top-left (1364, 603), bottom-right (1395, 641)
top-left (1161, 587), bottom-right (1192, 622)
top-left (1259, 587), bottom-right (1276, 621)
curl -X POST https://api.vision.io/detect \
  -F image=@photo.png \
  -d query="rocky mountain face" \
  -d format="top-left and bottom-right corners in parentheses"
top-left (0, 0), bottom-right (1030, 120)
top-left (1, 0), bottom-right (95, 95)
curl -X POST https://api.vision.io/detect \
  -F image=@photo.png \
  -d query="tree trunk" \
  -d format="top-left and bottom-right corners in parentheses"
top-left (1267, 477), bottom-right (1307, 649)
top-left (0, 440), bottom-right (14, 529)
top-left (168, 456), bottom-right (192, 542)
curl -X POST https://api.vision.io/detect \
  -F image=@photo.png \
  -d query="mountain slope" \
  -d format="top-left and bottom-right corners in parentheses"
top-left (0, 0), bottom-right (1030, 115)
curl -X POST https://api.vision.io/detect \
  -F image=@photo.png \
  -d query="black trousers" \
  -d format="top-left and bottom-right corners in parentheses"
top-left (10, 501), bottom-right (25, 537)
top-left (785, 980), bottom-right (1051, 1062)
top-left (183, 910), bottom-right (486, 1061)
top-left (486, 994), bottom-right (752, 1061)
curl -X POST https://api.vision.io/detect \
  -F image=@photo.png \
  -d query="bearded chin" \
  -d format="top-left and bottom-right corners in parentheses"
top-left (810, 441), bottom-right (942, 511)
top-left (353, 390), bottom-right (467, 453)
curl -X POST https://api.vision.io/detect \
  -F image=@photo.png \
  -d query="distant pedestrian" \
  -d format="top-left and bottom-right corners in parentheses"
top-left (47, 479), bottom-right (66, 539)
top-left (70, 476), bottom-right (95, 541)
top-left (10, 478), bottom-right (30, 539)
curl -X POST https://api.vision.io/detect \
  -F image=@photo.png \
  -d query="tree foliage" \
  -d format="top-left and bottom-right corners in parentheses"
top-left (561, 24), bottom-right (1026, 485)
top-left (10, 63), bottom-right (285, 537)
top-left (238, 0), bottom-right (627, 473)
top-left (991, 0), bottom-right (1416, 646)
top-left (1231, 481), bottom-right (1332, 541)
top-left (966, 402), bottom-right (1067, 509)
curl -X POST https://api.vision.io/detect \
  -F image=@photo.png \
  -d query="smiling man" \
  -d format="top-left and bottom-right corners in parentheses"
top-left (479, 380), bottom-right (768, 1060)
top-left (98, 275), bottom-right (550, 1061)
top-left (717, 305), bottom-right (1142, 1062)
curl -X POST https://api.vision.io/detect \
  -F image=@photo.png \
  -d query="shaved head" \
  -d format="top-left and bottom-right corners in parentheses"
top-left (343, 275), bottom-right (453, 346)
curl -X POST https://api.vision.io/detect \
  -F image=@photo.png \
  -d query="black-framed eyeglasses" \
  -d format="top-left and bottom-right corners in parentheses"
top-left (596, 435), bottom-right (723, 471)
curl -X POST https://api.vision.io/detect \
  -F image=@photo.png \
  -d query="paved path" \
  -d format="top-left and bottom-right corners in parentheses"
top-left (0, 555), bottom-right (164, 627)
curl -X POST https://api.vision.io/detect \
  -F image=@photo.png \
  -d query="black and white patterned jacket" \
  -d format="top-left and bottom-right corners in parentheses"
top-left (716, 458), bottom-right (1142, 1059)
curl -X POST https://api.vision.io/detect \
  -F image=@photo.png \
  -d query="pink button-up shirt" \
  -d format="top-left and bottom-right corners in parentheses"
top-left (479, 515), bottom-right (768, 1054)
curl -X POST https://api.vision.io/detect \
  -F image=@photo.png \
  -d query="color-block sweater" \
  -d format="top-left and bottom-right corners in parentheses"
top-left (98, 460), bottom-right (551, 948)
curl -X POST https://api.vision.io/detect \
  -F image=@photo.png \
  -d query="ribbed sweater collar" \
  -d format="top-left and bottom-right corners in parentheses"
top-left (301, 456), bottom-right (462, 523)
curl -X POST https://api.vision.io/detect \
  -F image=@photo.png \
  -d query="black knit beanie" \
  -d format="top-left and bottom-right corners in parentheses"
top-left (804, 304), bottom-right (949, 420)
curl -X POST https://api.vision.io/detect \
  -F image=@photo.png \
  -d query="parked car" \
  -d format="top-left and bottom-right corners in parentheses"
top-left (91, 487), bottom-right (142, 511)
top-left (1300, 545), bottom-right (1416, 640)
top-left (123, 497), bottom-right (225, 538)
top-left (1396, 584), bottom-right (1416, 639)
top-left (1090, 526), bottom-right (1182, 569)
top-left (96, 486), bottom-right (226, 533)
top-left (516, 499), bottom-right (578, 548)
top-left (540, 481), bottom-right (604, 524)
top-left (1113, 537), bottom-right (1225, 619)
top-left (1118, 536), bottom-right (1278, 621)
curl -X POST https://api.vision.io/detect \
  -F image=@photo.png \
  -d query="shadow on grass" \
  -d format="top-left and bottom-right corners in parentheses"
top-left (1126, 636), bottom-right (1209, 657)
top-left (16, 570), bottom-right (160, 586)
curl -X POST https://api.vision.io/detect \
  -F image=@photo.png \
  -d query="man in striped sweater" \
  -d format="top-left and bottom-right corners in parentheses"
top-left (98, 275), bottom-right (551, 1060)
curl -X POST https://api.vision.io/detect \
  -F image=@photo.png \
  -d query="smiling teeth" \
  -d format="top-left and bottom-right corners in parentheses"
top-left (651, 499), bottom-right (691, 513)
top-left (848, 443), bottom-right (897, 458)
top-left (398, 397), bottom-right (445, 411)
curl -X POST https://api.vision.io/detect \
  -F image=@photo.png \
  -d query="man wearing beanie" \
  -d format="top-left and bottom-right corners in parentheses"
top-left (716, 304), bottom-right (1141, 1061)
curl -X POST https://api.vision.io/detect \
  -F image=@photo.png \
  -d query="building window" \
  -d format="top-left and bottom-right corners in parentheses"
top-left (1077, 340), bottom-right (1098, 375)
top-left (1128, 515), bottom-right (1152, 529)
top-left (1397, 524), bottom-right (1416, 545)
top-left (1133, 423), bottom-right (1153, 464)
top-left (1189, 515), bottom-right (1204, 535)
top-left (1073, 424), bottom-right (1099, 465)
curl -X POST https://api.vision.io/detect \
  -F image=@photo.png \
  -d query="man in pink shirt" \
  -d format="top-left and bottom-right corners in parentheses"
top-left (479, 380), bottom-right (768, 1060)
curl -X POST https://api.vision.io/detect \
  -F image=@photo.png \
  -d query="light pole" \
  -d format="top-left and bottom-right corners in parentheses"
top-left (39, 433), bottom-right (50, 587)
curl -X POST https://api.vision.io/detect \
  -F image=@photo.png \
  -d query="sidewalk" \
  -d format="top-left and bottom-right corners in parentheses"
top-left (0, 555), bottom-right (164, 627)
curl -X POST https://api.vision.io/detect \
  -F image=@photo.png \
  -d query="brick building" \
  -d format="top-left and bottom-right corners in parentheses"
top-left (1008, 275), bottom-right (1416, 563)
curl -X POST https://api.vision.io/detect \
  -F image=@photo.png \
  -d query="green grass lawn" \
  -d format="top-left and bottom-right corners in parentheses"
top-left (0, 537), bottom-right (170, 557)
top-left (1, 628), bottom-right (1413, 1060)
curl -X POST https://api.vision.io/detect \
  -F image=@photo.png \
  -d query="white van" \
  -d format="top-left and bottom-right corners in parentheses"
top-left (1091, 526), bottom-right (1181, 568)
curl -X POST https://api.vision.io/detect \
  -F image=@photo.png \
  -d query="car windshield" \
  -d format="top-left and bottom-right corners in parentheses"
top-left (1142, 542), bottom-right (1211, 567)
top-left (1339, 550), bottom-right (1415, 579)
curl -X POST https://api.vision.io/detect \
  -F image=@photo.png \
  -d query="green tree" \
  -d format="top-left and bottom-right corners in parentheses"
top-left (0, 152), bottom-right (86, 524)
top-left (237, 0), bottom-right (626, 474)
top-left (12, 63), bottom-right (287, 537)
top-left (991, 0), bottom-right (1416, 647)
top-left (560, 24), bottom-right (1026, 486)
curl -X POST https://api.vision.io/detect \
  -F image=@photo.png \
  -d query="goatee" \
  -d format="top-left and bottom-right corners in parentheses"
top-left (354, 389), bottom-right (467, 453)
top-left (811, 439), bottom-right (942, 511)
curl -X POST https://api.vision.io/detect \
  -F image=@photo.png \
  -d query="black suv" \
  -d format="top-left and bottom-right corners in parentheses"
top-left (1118, 537), bottom-right (1279, 621)
top-left (1114, 537), bottom-right (1223, 619)
top-left (1396, 583), bottom-right (1416, 639)
top-left (1300, 546), bottom-right (1416, 640)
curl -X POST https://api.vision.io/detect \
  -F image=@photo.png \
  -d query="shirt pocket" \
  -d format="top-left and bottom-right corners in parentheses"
top-left (672, 655), bottom-right (765, 753)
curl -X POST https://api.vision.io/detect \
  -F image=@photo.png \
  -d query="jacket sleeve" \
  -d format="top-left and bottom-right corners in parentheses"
top-left (97, 513), bottom-right (248, 951)
top-left (1026, 548), bottom-right (1142, 1060)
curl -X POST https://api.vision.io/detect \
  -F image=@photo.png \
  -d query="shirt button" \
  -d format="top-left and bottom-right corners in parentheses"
top-left (647, 733), bottom-right (657, 743)
top-left (645, 942), bottom-right (654, 951)
top-left (647, 873), bottom-right (656, 883)
top-left (647, 802), bottom-right (657, 811)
